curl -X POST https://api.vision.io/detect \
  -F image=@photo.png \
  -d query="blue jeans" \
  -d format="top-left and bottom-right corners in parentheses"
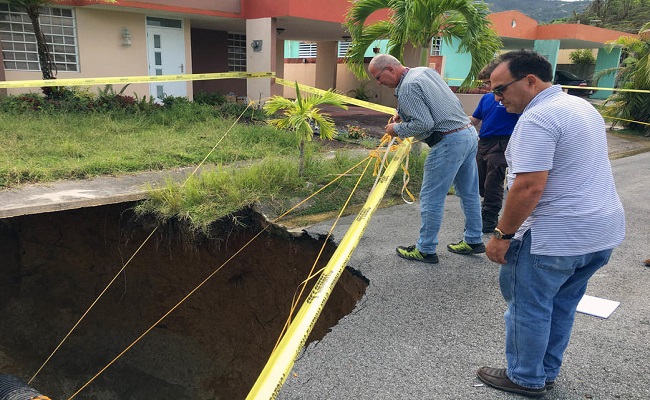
top-left (416, 127), bottom-right (482, 254)
top-left (500, 230), bottom-right (613, 389)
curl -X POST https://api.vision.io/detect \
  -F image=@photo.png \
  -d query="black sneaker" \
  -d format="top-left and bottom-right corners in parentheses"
top-left (396, 245), bottom-right (439, 264)
top-left (447, 240), bottom-right (486, 254)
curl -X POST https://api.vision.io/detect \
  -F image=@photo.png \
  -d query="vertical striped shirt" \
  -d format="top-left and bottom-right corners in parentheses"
top-left (506, 85), bottom-right (625, 256)
top-left (393, 67), bottom-right (470, 140)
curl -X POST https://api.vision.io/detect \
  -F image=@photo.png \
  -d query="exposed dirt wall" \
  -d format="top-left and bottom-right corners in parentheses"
top-left (0, 203), bottom-right (368, 399)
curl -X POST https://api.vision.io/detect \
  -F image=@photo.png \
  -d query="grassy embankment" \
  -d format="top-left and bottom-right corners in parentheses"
top-left (0, 100), bottom-right (426, 231)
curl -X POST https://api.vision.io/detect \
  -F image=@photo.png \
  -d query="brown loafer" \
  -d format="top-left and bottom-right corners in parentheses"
top-left (476, 367), bottom-right (546, 398)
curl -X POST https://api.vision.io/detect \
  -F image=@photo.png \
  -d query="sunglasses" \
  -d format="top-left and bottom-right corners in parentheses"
top-left (492, 77), bottom-right (524, 97)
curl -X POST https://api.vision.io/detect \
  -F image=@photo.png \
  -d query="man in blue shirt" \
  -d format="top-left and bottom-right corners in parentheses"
top-left (470, 63), bottom-right (520, 232)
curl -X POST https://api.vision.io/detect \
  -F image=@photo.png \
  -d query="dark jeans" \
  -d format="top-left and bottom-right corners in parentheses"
top-left (477, 136), bottom-right (509, 215)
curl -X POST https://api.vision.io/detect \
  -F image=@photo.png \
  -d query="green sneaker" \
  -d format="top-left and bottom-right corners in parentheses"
top-left (396, 245), bottom-right (439, 264)
top-left (447, 240), bottom-right (486, 254)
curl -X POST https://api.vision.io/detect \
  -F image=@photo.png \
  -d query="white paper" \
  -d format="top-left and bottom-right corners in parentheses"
top-left (576, 294), bottom-right (620, 319)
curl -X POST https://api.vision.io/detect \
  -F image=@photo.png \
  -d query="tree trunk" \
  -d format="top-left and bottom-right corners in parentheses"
top-left (24, 5), bottom-right (62, 98)
top-left (25, 5), bottom-right (55, 81)
top-left (420, 47), bottom-right (430, 67)
top-left (298, 139), bottom-right (305, 177)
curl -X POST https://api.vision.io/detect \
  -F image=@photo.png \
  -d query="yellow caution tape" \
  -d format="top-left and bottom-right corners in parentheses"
top-left (0, 71), bottom-right (274, 89)
top-left (5, 71), bottom-right (645, 95)
top-left (444, 77), bottom-right (650, 94)
top-left (275, 78), bottom-right (395, 115)
top-left (246, 138), bottom-right (412, 400)
top-left (567, 85), bottom-right (650, 94)
top-left (602, 115), bottom-right (650, 126)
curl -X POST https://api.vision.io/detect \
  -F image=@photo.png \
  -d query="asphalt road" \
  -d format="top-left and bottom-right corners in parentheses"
top-left (279, 151), bottom-right (650, 400)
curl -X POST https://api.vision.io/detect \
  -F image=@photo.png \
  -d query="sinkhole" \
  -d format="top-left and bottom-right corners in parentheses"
top-left (0, 202), bottom-right (368, 399)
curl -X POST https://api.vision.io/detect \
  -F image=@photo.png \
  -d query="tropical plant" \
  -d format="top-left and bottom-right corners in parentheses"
top-left (569, 49), bottom-right (596, 65)
top-left (7, 0), bottom-right (115, 96)
top-left (597, 21), bottom-right (650, 134)
top-left (347, 81), bottom-right (373, 101)
top-left (344, 0), bottom-right (502, 87)
top-left (346, 124), bottom-right (368, 140)
top-left (263, 82), bottom-right (347, 176)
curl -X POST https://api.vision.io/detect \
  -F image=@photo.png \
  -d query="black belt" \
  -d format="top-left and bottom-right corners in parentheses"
top-left (423, 123), bottom-right (472, 147)
top-left (440, 123), bottom-right (473, 134)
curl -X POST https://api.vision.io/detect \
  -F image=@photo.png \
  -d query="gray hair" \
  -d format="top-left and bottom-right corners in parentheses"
top-left (369, 54), bottom-right (403, 70)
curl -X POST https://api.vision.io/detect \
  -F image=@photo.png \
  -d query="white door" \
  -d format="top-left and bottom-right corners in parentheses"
top-left (146, 23), bottom-right (186, 101)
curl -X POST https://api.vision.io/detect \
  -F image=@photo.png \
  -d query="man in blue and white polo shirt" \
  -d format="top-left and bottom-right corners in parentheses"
top-left (478, 50), bottom-right (626, 397)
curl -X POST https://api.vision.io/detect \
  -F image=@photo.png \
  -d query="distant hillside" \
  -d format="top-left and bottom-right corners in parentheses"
top-left (486, 0), bottom-right (591, 23)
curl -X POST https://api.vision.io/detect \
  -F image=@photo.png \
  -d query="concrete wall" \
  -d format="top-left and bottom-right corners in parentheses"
top-left (246, 17), bottom-right (275, 104)
top-left (440, 37), bottom-right (471, 85)
top-left (456, 94), bottom-right (483, 116)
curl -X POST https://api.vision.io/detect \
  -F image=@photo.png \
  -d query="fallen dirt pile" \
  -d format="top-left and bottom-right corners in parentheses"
top-left (0, 202), bottom-right (368, 399)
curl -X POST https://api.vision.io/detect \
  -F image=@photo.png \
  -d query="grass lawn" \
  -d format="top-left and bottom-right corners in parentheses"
top-left (0, 101), bottom-right (425, 231)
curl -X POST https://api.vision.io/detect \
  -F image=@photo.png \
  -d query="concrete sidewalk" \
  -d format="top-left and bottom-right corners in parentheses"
top-left (278, 151), bottom-right (650, 400)
top-left (0, 167), bottom-right (200, 219)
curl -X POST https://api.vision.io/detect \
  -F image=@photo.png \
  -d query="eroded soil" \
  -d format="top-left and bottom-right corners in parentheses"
top-left (0, 203), bottom-right (367, 399)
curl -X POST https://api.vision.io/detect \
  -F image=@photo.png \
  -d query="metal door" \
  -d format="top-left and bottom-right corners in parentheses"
top-left (146, 22), bottom-right (186, 101)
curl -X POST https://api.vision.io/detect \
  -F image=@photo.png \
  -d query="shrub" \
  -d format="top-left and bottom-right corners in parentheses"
top-left (194, 91), bottom-right (227, 106)
top-left (346, 124), bottom-right (368, 139)
top-left (0, 85), bottom-right (161, 114)
top-left (347, 82), bottom-right (372, 101)
top-left (569, 49), bottom-right (596, 65)
top-left (215, 102), bottom-right (266, 121)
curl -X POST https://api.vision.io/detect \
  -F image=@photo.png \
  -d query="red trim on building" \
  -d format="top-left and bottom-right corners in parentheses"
top-left (487, 10), bottom-right (635, 42)
top-left (62, 0), bottom-right (242, 18)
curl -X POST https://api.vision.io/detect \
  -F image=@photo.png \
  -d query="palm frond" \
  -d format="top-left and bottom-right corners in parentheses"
top-left (345, 0), bottom-right (501, 87)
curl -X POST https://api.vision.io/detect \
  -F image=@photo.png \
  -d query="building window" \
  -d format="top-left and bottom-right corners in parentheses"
top-left (338, 41), bottom-right (351, 58)
top-left (146, 16), bottom-right (182, 28)
top-left (298, 42), bottom-right (317, 58)
top-left (0, 4), bottom-right (78, 72)
top-left (227, 32), bottom-right (246, 72)
top-left (430, 37), bottom-right (442, 56)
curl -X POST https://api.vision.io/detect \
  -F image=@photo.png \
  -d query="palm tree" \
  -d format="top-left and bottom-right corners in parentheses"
top-left (598, 21), bottom-right (650, 134)
top-left (263, 82), bottom-right (348, 176)
top-left (344, 0), bottom-right (502, 87)
top-left (7, 0), bottom-right (115, 96)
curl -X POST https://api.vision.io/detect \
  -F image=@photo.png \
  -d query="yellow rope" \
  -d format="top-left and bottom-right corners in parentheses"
top-left (273, 157), bottom-right (374, 352)
top-left (30, 102), bottom-right (258, 385)
top-left (37, 93), bottom-right (409, 397)
top-left (67, 154), bottom-right (372, 399)
top-left (29, 226), bottom-right (159, 386)
top-left (369, 134), bottom-right (415, 203)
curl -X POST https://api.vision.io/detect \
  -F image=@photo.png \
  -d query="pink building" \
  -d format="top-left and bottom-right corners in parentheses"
top-left (0, 2), bottom-right (635, 103)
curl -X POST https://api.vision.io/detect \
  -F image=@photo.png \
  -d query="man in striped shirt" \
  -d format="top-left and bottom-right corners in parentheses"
top-left (478, 50), bottom-right (626, 397)
top-left (368, 54), bottom-right (484, 264)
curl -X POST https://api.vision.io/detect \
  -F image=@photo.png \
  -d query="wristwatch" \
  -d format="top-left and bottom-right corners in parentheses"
top-left (493, 228), bottom-right (515, 240)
